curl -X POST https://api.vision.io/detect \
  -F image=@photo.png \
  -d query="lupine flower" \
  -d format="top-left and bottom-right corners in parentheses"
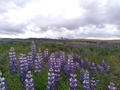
top-left (19, 54), bottom-right (28, 87)
top-left (9, 47), bottom-right (17, 74)
top-left (34, 52), bottom-right (42, 73)
top-left (25, 71), bottom-right (34, 90)
top-left (108, 82), bottom-right (117, 90)
top-left (99, 66), bottom-right (104, 76)
top-left (85, 58), bottom-right (89, 69)
top-left (27, 52), bottom-right (33, 71)
top-left (47, 53), bottom-right (61, 88)
top-left (53, 58), bottom-right (61, 86)
top-left (68, 74), bottom-right (77, 90)
top-left (80, 68), bottom-right (84, 84)
top-left (83, 84), bottom-right (91, 90)
top-left (59, 51), bottom-right (66, 70)
top-left (0, 71), bottom-right (7, 90)
top-left (44, 49), bottom-right (49, 62)
top-left (91, 62), bottom-right (97, 75)
top-left (83, 70), bottom-right (90, 90)
top-left (37, 48), bottom-right (42, 57)
top-left (88, 62), bottom-right (91, 70)
top-left (75, 54), bottom-right (81, 65)
top-left (65, 55), bottom-right (74, 78)
top-left (31, 41), bottom-right (37, 65)
top-left (91, 77), bottom-right (96, 90)
top-left (48, 53), bottom-right (56, 68)
top-left (97, 64), bottom-right (104, 76)
top-left (80, 59), bottom-right (84, 68)
top-left (75, 62), bottom-right (80, 70)
top-left (31, 41), bottom-right (37, 56)
top-left (19, 54), bottom-right (26, 85)
top-left (46, 68), bottom-right (55, 90)
top-left (23, 54), bottom-right (29, 74)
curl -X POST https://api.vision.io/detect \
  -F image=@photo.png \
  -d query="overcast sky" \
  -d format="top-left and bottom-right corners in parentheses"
top-left (0, 0), bottom-right (120, 39)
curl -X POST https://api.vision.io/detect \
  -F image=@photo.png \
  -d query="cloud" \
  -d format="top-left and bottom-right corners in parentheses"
top-left (0, 0), bottom-right (120, 39)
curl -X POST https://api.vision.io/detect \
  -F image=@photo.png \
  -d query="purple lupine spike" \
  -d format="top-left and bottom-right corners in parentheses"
top-left (68, 55), bottom-right (74, 72)
top-left (106, 66), bottom-right (110, 74)
top-left (83, 70), bottom-right (90, 90)
top-left (37, 48), bottom-right (42, 60)
top-left (0, 71), bottom-right (7, 90)
top-left (88, 62), bottom-right (91, 70)
top-left (54, 51), bottom-right (59, 58)
top-left (80, 68), bottom-right (84, 84)
top-left (47, 53), bottom-right (61, 89)
top-left (85, 58), bottom-right (89, 69)
top-left (69, 74), bottom-right (77, 90)
top-left (99, 66), bottom-right (104, 76)
top-left (27, 52), bottom-right (33, 71)
top-left (48, 53), bottom-right (56, 68)
top-left (80, 59), bottom-right (84, 68)
top-left (91, 77), bottom-right (96, 90)
top-left (75, 62), bottom-right (80, 70)
top-left (59, 51), bottom-right (66, 69)
top-left (44, 49), bottom-right (49, 62)
top-left (64, 55), bottom-right (74, 79)
top-left (102, 59), bottom-right (106, 70)
top-left (9, 47), bottom-right (17, 74)
top-left (83, 70), bottom-right (90, 82)
top-left (83, 85), bottom-right (91, 90)
top-left (53, 58), bottom-right (61, 86)
top-left (91, 62), bottom-right (97, 75)
top-left (46, 68), bottom-right (56, 90)
top-left (76, 55), bottom-right (81, 65)
top-left (108, 82), bottom-right (117, 90)
top-left (19, 54), bottom-right (29, 87)
top-left (34, 52), bottom-right (42, 73)
top-left (25, 71), bottom-right (34, 90)
top-left (23, 54), bottom-right (29, 74)
top-left (31, 41), bottom-right (37, 55)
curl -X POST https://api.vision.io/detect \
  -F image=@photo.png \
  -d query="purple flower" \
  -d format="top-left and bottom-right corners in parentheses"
top-left (34, 51), bottom-right (42, 73)
top-left (44, 49), bottom-right (49, 62)
top-left (83, 70), bottom-right (90, 90)
top-left (9, 47), bottom-right (17, 74)
top-left (25, 71), bottom-right (34, 90)
top-left (91, 62), bottom-right (97, 75)
top-left (46, 68), bottom-right (56, 90)
top-left (80, 68), bottom-right (84, 84)
top-left (0, 71), bottom-right (7, 90)
top-left (91, 77), bottom-right (96, 90)
top-left (69, 74), bottom-right (77, 90)
top-left (108, 82), bottom-right (117, 90)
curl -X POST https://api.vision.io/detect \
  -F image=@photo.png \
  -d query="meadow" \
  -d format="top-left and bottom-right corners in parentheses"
top-left (0, 40), bottom-right (120, 90)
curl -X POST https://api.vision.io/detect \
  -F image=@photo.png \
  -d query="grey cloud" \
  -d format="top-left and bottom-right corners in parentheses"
top-left (105, 0), bottom-right (120, 25)
top-left (0, 0), bottom-right (120, 39)
top-left (0, 0), bottom-right (31, 13)
top-left (0, 20), bottom-right (27, 35)
top-left (10, 0), bottom-right (32, 7)
top-left (60, 0), bottom-right (120, 30)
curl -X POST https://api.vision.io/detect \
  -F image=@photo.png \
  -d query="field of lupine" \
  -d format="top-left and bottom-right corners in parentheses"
top-left (0, 41), bottom-right (120, 90)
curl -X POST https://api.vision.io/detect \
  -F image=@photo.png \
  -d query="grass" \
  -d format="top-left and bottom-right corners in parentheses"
top-left (0, 41), bottom-right (120, 90)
